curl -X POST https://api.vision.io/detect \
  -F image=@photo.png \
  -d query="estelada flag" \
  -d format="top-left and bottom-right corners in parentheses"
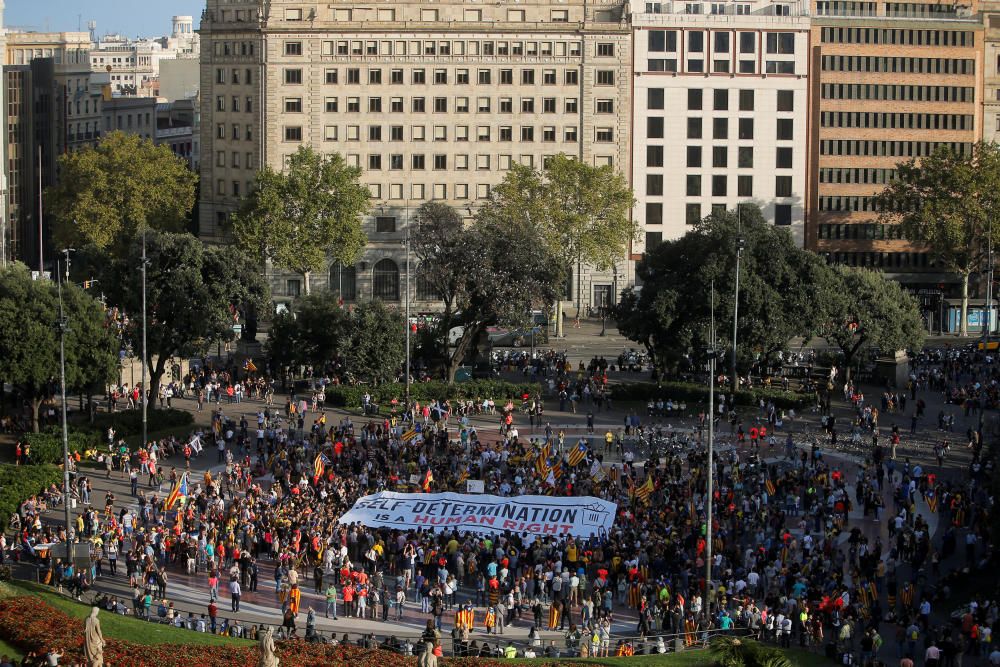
top-left (567, 443), bottom-right (588, 467)
top-left (549, 458), bottom-right (564, 480)
top-left (635, 476), bottom-right (655, 503)
top-left (421, 468), bottom-right (433, 492)
top-left (764, 479), bottom-right (776, 497)
top-left (401, 429), bottom-right (417, 442)
top-left (926, 490), bottom-right (938, 513)
top-left (313, 453), bottom-right (325, 482)
top-left (535, 452), bottom-right (550, 478)
top-left (243, 358), bottom-right (258, 373)
top-left (164, 473), bottom-right (188, 511)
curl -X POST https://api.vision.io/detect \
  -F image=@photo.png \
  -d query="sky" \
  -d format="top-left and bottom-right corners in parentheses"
top-left (6, 0), bottom-right (203, 38)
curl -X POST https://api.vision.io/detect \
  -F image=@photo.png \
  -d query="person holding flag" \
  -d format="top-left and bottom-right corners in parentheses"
top-left (568, 442), bottom-right (589, 468)
top-left (421, 468), bottom-right (434, 492)
top-left (164, 472), bottom-right (188, 511)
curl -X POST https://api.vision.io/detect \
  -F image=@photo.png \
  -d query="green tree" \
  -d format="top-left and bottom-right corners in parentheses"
top-left (106, 232), bottom-right (269, 407)
top-left (491, 156), bottom-right (636, 334)
top-left (0, 263), bottom-right (118, 431)
top-left (615, 206), bottom-right (825, 378)
top-left (339, 300), bottom-right (405, 384)
top-left (813, 265), bottom-right (926, 378)
top-left (265, 291), bottom-right (350, 373)
top-left (46, 132), bottom-right (198, 252)
top-left (412, 202), bottom-right (467, 364)
top-left (231, 146), bottom-right (369, 295)
top-left (875, 142), bottom-right (1000, 336)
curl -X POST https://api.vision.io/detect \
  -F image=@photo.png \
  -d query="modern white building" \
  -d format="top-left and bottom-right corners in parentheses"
top-left (89, 16), bottom-right (199, 96)
top-left (631, 0), bottom-right (810, 250)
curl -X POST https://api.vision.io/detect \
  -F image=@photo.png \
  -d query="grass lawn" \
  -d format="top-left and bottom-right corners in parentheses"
top-left (7, 581), bottom-right (246, 647)
top-left (0, 638), bottom-right (21, 661)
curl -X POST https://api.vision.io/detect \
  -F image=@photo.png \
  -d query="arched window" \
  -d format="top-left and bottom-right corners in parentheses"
top-left (372, 259), bottom-right (400, 301)
top-left (329, 262), bottom-right (357, 301)
top-left (415, 265), bottom-right (439, 301)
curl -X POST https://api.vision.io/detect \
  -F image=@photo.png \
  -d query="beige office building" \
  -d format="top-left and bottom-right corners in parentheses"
top-left (199, 0), bottom-right (632, 312)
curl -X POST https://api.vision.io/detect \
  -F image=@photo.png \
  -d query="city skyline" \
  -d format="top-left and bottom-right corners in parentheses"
top-left (6, 0), bottom-right (202, 37)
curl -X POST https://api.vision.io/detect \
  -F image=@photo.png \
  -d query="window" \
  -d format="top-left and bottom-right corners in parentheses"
top-left (648, 30), bottom-right (678, 52)
top-left (434, 98), bottom-right (448, 113)
top-left (565, 127), bottom-right (578, 142)
top-left (738, 175), bottom-right (753, 197)
top-left (649, 118), bottom-right (665, 138)
top-left (522, 69), bottom-right (535, 85)
top-left (597, 43), bottom-right (615, 57)
top-left (390, 154), bottom-right (403, 169)
top-left (330, 263), bottom-right (357, 300)
top-left (766, 32), bottom-right (796, 54)
top-left (687, 118), bottom-right (702, 139)
top-left (479, 69), bottom-right (492, 85)
top-left (284, 69), bottom-right (302, 84)
top-left (412, 98), bottom-right (426, 113)
top-left (284, 126), bottom-right (302, 142)
top-left (347, 68), bottom-right (360, 84)
top-left (739, 32), bottom-right (755, 53)
top-left (776, 118), bottom-right (794, 141)
top-left (774, 204), bottom-right (792, 226)
top-left (368, 155), bottom-right (382, 170)
top-left (776, 147), bottom-right (793, 169)
top-left (648, 89), bottom-right (665, 109)
top-left (369, 97), bottom-right (382, 113)
top-left (457, 69), bottom-right (469, 85)
top-left (713, 118), bottom-right (728, 140)
top-left (566, 71), bottom-right (579, 85)
top-left (412, 69), bottom-right (426, 84)
top-left (325, 98), bottom-right (338, 113)
top-left (544, 70), bottom-right (557, 84)
top-left (647, 174), bottom-right (664, 196)
top-left (421, 9), bottom-right (439, 21)
top-left (390, 69), bottom-right (404, 85)
top-left (285, 9), bottom-right (303, 20)
top-left (596, 71), bottom-right (615, 85)
top-left (645, 232), bottom-right (663, 250)
top-left (285, 98), bottom-right (302, 113)
top-left (686, 203), bottom-right (702, 225)
top-left (688, 89), bottom-right (703, 110)
top-left (738, 90), bottom-right (754, 111)
top-left (375, 216), bottom-right (396, 233)
top-left (287, 279), bottom-right (301, 297)
top-left (324, 125), bottom-right (338, 141)
top-left (521, 127), bottom-right (534, 141)
top-left (777, 90), bottom-right (795, 112)
top-left (477, 154), bottom-right (491, 170)
top-left (596, 99), bottom-right (614, 114)
top-left (373, 259), bottom-right (400, 300)
top-left (565, 98), bottom-right (578, 113)
top-left (738, 147), bottom-right (754, 168)
top-left (434, 154), bottom-right (447, 169)
top-left (284, 41), bottom-right (302, 56)
top-left (689, 32), bottom-right (704, 52)
top-left (713, 146), bottom-right (728, 168)
top-left (370, 69), bottom-right (382, 84)
top-left (326, 69), bottom-right (338, 84)
top-left (412, 155), bottom-right (426, 170)
top-left (508, 9), bottom-right (526, 21)
top-left (647, 146), bottom-right (664, 167)
top-left (551, 9), bottom-right (569, 21)
top-left (739, 118), bottom-right (754, 140)
top-left (522, 99), bottom-right (535, 113)
top-left (686, 175), bottom-right (701, 196)
top-left (687, 146), bottom-right (702, 168)
top-left (347, 98), bottom-right (360, 112)
top-left (713, 89), bottom-right (728, 111)
top-left (775, 175), bottom-right (793, 197)
top-left (712, 175), bottom-right (727, 196)
top-left (714, 32), bottom-right (730, 52)
top-left (646, 203), bottom-right (663, 225)
top-left (369, 126), bottom-right (382, 141)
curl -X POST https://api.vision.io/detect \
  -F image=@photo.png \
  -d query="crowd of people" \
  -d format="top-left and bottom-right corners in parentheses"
top-left (5, 347), bottom-right (1000, 667)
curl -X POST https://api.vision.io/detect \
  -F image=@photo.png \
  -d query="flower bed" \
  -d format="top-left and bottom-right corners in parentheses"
top-left (0, 595), bottom-right (592, 667)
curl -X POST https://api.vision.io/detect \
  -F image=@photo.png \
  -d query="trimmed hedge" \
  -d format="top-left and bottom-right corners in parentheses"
top-left (23, 429), bottom-right (100, 466)
top-left (0, 464), bottom-right (62, 530)
top-left (610, 381), bottom-right (811, 410)
top-left (325, 380), bottom-right (544, 408)
top-left (89, 408), bottom-right (193, 437)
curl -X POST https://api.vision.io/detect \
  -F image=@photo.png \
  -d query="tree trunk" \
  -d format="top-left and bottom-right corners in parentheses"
top-left (302, 270), bottom-right (312, 296)
top-left (147, 354), bottom-right (169, 413)
top-left (556, 299), bottom-right (564, 338)
top-left (960, 272), bottom-right (969, 337)
top-left (447, 326), bottom-right (480, 384)
top-left (31, 396), bottom-right (43, 433)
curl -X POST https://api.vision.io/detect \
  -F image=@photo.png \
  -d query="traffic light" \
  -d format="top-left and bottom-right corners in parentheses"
top-left (83, 280), bottom-right (91, 289)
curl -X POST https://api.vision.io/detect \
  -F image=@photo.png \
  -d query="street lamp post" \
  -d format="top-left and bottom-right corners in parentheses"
top-left (403, 209), bottom-right (411, 412)
top-left (57, 254), bottom-right (72, 563)
top-left (731, 206), bottom-right (744, 395)
top-left (705, 281), bottom-right (717, 613)
top-left (141, 229), bottom-right (148, 450)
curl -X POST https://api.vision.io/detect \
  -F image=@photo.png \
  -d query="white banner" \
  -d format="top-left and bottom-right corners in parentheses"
top-left (338, 491), bottom-right (617, 539)
top-left (466, 479), bottom-right (485, 494)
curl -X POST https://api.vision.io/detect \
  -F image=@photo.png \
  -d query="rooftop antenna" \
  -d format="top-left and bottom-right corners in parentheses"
top-left (88, 20), bottom-right (97, 42)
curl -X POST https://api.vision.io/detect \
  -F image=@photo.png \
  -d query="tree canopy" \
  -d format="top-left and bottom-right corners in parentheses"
top-left (338, 300), bottom-right (406, 385)
top-left (265, 291), bottom-right (350, 373)
top-left (46, 131), bottom-right (198, 252)
top-left (104, 232), bottom-right (269, 406)
top-left (0, 263), bottom-right (118, 431)
top-left (616, 206), bottom-right (826, 376)
top-left (813, 265), bottom-right (926, 374)
top-left (231, 146), bottom-right (369, 295)
top-left (875, 142), bottom-right (1000, 335)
